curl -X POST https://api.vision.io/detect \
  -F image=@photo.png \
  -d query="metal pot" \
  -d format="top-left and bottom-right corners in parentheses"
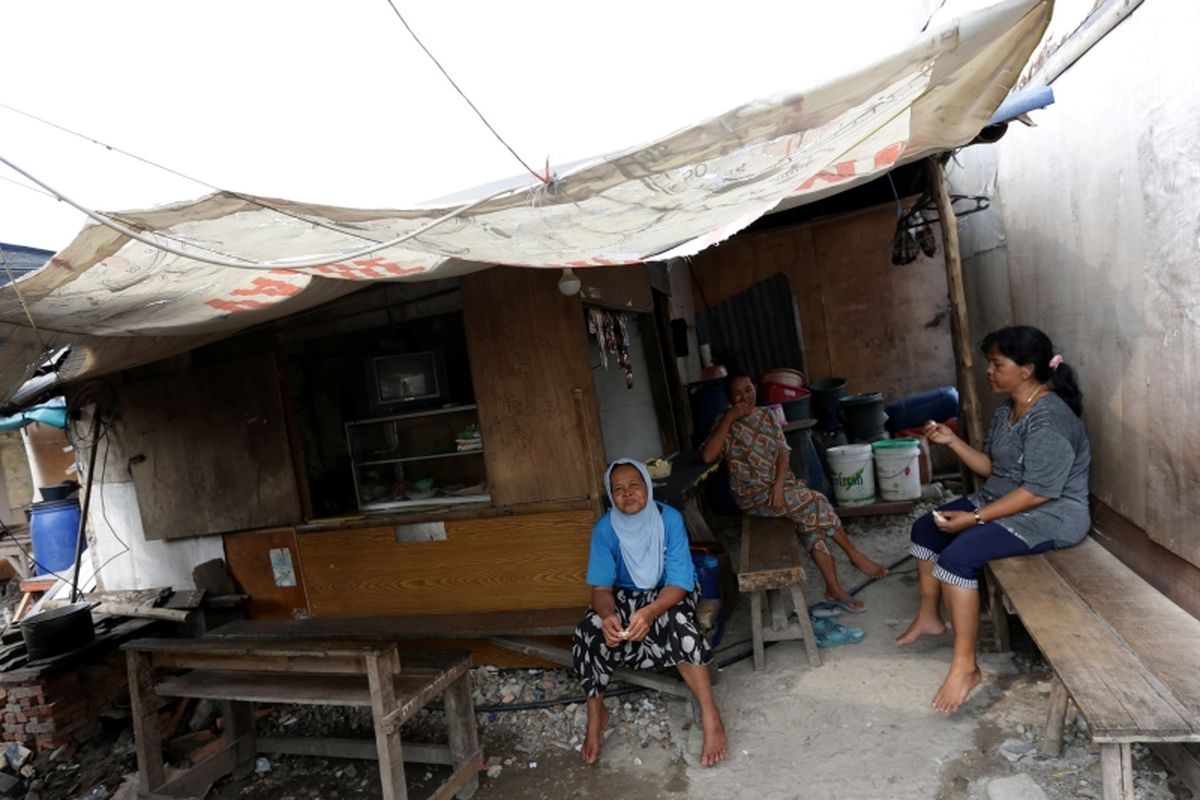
top-left (20, 603), bottom-right (95, 660)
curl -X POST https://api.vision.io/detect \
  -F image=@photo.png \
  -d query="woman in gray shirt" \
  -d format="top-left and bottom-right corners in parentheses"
top-left (896, 326), bottom-right (1090, 714)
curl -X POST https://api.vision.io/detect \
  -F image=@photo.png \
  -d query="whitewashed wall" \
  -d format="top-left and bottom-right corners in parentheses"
top-left (951, 1), bottom-right (1200, 566)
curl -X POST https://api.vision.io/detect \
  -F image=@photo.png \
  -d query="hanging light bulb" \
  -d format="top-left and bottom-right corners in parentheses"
top-left (558, 267), bottom-right (582, 296)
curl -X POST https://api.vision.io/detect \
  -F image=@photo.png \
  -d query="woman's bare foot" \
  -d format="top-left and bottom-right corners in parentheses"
top-left (932, 665), bottom-right (982, 713)
top-left (849, 551), bottom-right (888, 579)
top-left (581, 700), bottom-right (610, 764)
top-left (700, 712), bottom-right (728, 767)
top-left (895, 615), bottom-right (946, 645)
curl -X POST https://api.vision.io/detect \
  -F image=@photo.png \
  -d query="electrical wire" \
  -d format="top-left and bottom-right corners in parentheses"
top-left (0, 152), bottom-right (520, 271)
top-left (0, 100), bottom-right (390, 245)
top-left (381, 2), bottom-right (551, 186)
top-left (0, 172), bottom-right (56, 199)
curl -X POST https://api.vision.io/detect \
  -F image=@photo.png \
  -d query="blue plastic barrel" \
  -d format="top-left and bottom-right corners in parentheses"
top-left (689, 381), bottom-right (730, 448)
top-left (885, 386), bottom-right (960, 432)
top-left (690, 551), bottom-right (727, 647)
top-left (29, 498), bottom-right (83, 575)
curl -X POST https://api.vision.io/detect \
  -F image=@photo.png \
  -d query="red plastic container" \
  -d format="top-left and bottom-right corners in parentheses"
top-left (761, 383), bottom-right (809, 404)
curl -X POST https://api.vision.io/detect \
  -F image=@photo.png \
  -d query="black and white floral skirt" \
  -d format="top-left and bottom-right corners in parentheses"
top-left (571, 587), bottom-right (712, 697)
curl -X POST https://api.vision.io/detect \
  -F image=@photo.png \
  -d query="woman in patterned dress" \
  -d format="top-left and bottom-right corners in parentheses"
top-left (701, 374), bottom-right (887, 611)
top-left (571, 459), bottom-right (726, 767)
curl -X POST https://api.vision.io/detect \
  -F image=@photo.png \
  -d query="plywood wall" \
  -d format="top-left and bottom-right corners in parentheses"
top-left (689, 201), bottom-right (955, 402)
top-left (119, 352), bottom-right (302, 539)
top-left (957, 1), bottom-right (1200, 570)
top-left (461, 268), bottom-right (606, 506)
top-left (298, 509), bottom-right (594, 618)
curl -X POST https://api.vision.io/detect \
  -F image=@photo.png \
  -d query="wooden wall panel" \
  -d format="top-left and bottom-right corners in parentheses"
top-left (298, 509), bottom-right (594, 618)
top-left (461, 268), bottom-right (606, 506)
top-left (690, 201), bottom-right (955, 401)
top-left (579, 264), bottom-right (653, 312)
top-left (121, 352), bottom-right (301, 539)
top-left (223, 527), bottom-right (310, 620)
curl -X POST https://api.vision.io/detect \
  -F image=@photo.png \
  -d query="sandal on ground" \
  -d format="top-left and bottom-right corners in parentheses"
top-left (813, 596), bottom-right (866, 615)
top-left (815, 623), bottom-right (865, 648)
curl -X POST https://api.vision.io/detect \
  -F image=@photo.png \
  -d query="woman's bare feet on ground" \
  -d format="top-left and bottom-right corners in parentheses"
top-left (895, 615), bottom-right (946, 645)
top-left (849, 552), bottom-right (888, 579)
top-left (701, 713), bottom-right (728, 767)
top-left (932, 665), bottom-right (982, 713)
top-left (580, 703), bottom-right (610, 764)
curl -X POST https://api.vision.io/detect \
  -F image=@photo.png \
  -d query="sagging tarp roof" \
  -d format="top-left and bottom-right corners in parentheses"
top-left (0, 0), bottom-right (1051, 405)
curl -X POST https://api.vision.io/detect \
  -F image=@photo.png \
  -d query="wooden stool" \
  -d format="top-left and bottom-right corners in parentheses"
top-left (737, 516), bottom-right (821, 670)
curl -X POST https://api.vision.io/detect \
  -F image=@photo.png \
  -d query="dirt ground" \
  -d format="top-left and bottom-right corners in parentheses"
top-left (16, 500), bottom-right (1198, 800)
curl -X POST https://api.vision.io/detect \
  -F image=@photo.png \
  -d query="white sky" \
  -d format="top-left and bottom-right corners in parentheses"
top-left (0, 0), bottom-right (1021, 252)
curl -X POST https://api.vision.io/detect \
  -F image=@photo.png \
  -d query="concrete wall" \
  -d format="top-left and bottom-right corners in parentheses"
top-left (951, 1), bottom-right (1200, 568)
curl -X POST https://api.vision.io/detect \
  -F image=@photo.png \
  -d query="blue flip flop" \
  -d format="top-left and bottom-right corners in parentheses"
top-left (815, 623), bottom-right (865, 648)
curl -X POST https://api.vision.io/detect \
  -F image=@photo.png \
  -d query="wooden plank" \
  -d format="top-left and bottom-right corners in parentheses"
top-left (1100, 743), bottom-right (1134, 800)
top-left (258, 736), bottom-right (454, 765)
top-left (442, 672), bottom-right (481, 799)
top-left (121, 352), bottom-right (302, 540)
top-left (1047, 539), bottom-right (1200, 725)
top-left (461, 267), bottom-right (605, 506)
top-left (297, 512), bottom-right (593, 617)
top-left (487, 636), bottom-right (690, 699)
top-left (366, 651), bottom-right (407, 800)
top-left (154, 665), bottom-right (467, 710)
top-left (1090, 500), bottom-right (1200, 623)
top-left (127, 650), bottom-right (166, 793)
top-left (208, 608), bottom-right (582, 640)
top-left (126, 637), bottom-right (392, 659)
top-left (222, 527), bottom-right (310, 620)
top-left (738, 517), bottom-right (807, 592)
top-left (989, 554), bottom-right (1196, 742)
top-left (426, 754), bottom-right (484, 800)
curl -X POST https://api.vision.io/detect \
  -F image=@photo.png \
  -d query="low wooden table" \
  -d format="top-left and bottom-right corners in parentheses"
top-left (123, 638), bottom-right (481, 800)
top-left (737, 516), bottom-right (821, 671)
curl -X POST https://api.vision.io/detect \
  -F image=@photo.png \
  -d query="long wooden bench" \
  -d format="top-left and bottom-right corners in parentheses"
top-left (123, 637), bottom-right (481, 800)
top-left (986, 537), bottom-right (1200, 800)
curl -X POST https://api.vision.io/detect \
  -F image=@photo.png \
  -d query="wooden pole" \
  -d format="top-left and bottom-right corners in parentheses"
top-left (928, 157), bottom-right (986, 487)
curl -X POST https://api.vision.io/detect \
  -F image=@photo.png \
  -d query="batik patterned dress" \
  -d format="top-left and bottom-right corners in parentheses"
top-left (721, 407), bottom-right (840, 544)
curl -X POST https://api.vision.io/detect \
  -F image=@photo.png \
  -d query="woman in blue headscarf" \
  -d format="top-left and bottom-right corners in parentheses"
top-left (571, 459), bottom-right (726, 767)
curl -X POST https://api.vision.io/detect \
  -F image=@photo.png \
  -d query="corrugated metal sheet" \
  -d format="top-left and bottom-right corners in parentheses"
top-left (697, 273), bottom-right (805, 382)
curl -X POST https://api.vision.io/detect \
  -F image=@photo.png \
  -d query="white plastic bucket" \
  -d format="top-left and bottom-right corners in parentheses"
top-left (826, 444), bottom-right (875, 506)
top-left (872, 438), bottom-right (922, 501)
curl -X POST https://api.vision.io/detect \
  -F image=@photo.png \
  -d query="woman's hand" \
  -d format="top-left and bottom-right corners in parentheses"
top-left (600, 614), bottom-right (626, 649)
top-left (624, 608), bottom-right (654, 642)
top-left (769, 482), bottom-right (787, 512)
top-left (933, 510), bottom-right (975, 534)
top-left (923, 420), bottom-right (957, 446)
top-left (724, 402), bottom-right (754, 423)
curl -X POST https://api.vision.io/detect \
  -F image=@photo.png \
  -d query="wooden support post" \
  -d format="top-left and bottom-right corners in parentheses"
top-left (928, 157), bottom-right (986, 488)
top-left (366, 652), bottom-right (408, 800)
top-left (1100, 743), bottom-right (1134, 800)
top-left (1043, 674), bottom-right (1070, 757)
top-left (126, 650), bottom-right (166, 793)
top-left (768, 589), bottom-right (789, 632)
top-left (749, 591), bottom-right (765, 671)
top-left (788, 584), bottom-right (821, 668)
top-left (220, 700), bottom-right (257, 779)
top-left (985, 569), bottom-right (1011, 653)
top-left (441, 672), bottom-right (481, 800)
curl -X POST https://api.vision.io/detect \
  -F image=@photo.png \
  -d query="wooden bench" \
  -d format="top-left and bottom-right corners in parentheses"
top-left (738, 516), bottom-right (820, 671)
top-left (123, 637), bottom-right (481, 800)
top-left (986, 537), bottom-right (1200, 800)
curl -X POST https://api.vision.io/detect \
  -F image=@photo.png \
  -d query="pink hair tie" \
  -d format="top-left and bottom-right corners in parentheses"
top-left (1049, 354), bottom-right (1063, 370)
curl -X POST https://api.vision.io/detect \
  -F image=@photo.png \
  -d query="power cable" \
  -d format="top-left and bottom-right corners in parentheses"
top-left (0, 172), bottom-right (56, 199)
top-left (381, 1), bottom-right (551, 185)
top-left (0, 152), bottom-right (519, 271)
top-left (0, 101), bottom-right (388, 245)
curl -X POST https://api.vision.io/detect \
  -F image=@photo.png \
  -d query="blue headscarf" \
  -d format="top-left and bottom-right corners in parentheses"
top-left (604, 459), bottom-right (664, 590)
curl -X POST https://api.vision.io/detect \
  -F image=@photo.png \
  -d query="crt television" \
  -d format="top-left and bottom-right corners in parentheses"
top-left (369, 351), bottom-right (447, 409)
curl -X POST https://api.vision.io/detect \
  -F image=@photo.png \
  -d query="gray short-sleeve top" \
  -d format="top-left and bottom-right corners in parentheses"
top-left (968, 392), bottom-right (1091, 548)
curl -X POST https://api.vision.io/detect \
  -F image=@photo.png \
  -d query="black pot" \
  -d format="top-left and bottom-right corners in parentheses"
top-left (839, 392), bottom-right (887, 441)
top-left (810, 378), bottom-right (847, 430)
top-left (780, 396), bottom-right (813, 423)
top-left (20, 603), bottom-right (95, 660)
top-left (38, 481), bottom-right (80, 502)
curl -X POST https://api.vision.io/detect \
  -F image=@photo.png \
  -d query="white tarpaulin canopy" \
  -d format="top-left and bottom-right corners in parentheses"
top-left (0, 0), bottom-right (1051, 404)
